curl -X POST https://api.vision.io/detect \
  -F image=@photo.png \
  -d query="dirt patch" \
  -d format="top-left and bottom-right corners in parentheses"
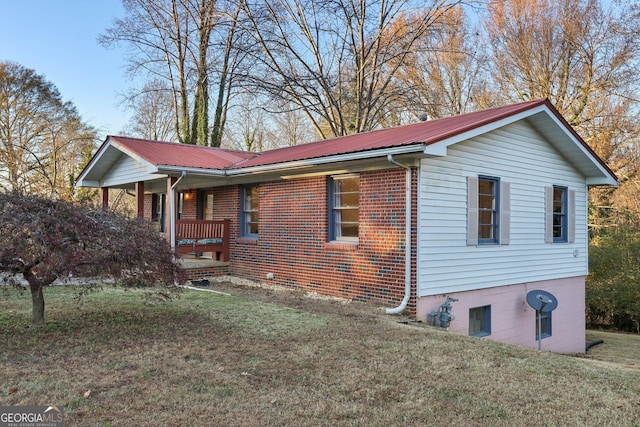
top-left (197, 275), bottom-right (404, 321)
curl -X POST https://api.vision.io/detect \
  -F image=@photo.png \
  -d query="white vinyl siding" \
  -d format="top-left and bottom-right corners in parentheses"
top-left (101, 155), bottom-right (158, 187)
top-left (418, 120), bottom-right (588, 297)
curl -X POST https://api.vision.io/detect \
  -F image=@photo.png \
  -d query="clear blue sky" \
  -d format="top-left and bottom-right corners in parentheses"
top-left (0, 0), bottom-right (130, 138)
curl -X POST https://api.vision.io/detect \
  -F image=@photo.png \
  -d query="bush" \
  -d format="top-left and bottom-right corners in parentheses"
top-left (587, 226), bottom-right (640, 332)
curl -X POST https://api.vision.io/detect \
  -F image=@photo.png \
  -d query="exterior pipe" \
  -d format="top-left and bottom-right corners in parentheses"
top-left (170, 171), bottom-right (187, 251)
top-left (386, 154), bottom-right (412, 314)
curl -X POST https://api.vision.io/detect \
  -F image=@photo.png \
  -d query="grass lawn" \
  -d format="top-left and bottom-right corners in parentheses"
top-left (1, 281), bottom-right (640, 426)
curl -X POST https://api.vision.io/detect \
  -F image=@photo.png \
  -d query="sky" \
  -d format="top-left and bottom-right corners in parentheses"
top-left (0, 0), bottom-right (131, 139)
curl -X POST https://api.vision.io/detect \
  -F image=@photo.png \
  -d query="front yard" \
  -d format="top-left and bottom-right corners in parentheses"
top-left (1, 280), bottom-right (639, 426)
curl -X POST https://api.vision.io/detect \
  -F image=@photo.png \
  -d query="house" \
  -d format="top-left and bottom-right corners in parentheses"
top-left (76, 99), bottom-right (617, 353)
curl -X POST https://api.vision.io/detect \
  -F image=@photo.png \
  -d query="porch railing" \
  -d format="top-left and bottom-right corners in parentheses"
top-left (175, 219), bottom-right (230, 262)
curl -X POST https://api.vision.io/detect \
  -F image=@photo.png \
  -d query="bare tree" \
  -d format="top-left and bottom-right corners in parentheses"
top-left (124, 79), bottom-right (178, 141)
top-left (210, 1), bottom-right (247, 147)
top-left (393, 6), bottom-right (491, 121)
top-left (100, 0), bottom-right (192, 142)
top-left (271, 103), bottom-right (316, 147)
top-left (484, 0), bottom-right (640, 228)
top-left (240, 0), bottom-right (461, 139)
top-left (0, 61), bottom-right (96, 199)
top-left (224, 92), bottom-right (270, 151)
top-left (101, 0), bottom-right (245, 146)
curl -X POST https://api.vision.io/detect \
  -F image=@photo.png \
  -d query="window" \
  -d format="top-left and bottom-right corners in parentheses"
top-left (478, 177), bottom-right (499, 244)
top-left (241, 185), bottom-right (259, 236)
top-left (329, 174), bottom-right (360, 241)
top-left (545, 186), bottom-right (575, 244)
top-left (467, 176), bottom-right (510, 246)
top-left (469, 305), bottom-right (491, 337)
top-left (552, 186), bottom-right (567, 242)
top-left (536, 311), bottom-right (552, 340)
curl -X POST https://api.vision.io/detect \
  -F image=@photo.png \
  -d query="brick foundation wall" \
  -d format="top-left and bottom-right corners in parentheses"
top-left (186, 264), bottom-right (231, 280)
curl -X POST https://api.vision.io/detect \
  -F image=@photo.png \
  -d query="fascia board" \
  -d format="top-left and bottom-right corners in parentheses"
top-left (539, 108), bottom-right (618, 186)
top-left (587, 176), bottom-right (618, 186)
top-left (75, 139), bottom-right (113, 185)
top-left (158, 145), bottom-right (424, 179)
top-left (156, 165), bottom-right (229, 176)
top-left (224, 144), bottom-right (426, 176)
top-left (76, 179), bottom-right (100, 187)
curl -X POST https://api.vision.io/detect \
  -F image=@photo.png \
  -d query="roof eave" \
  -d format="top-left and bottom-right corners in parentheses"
top-left (587, 176), bottom-right (618, 186)
top-left (156, 165), bottom-right (229, 176)
top-left (224, 143), bottom-right (428, 176)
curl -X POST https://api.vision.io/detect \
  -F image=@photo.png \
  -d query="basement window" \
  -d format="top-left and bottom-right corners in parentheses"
top-left (536, 311), bottom-right (552, 340)
top-left (469, 305), bottom-right (491, 337)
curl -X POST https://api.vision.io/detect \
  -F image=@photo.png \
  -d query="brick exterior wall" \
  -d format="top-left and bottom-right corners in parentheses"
top-left (143, 194), bottom-right (154, 220)
top-left (142, 168), bottom-right (418, 314)
top-left (181, 195), bottom-right (198, 219)
top-left (227, 168), bottom-right (417, 313)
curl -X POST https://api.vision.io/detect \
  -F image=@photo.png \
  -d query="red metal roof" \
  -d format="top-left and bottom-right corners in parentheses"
top-left (233, 99), bottom-right (549, 168)
top-left (83, 99), bottom-right (613, 183)
top-left (109, 136), bottom-right (255, 169)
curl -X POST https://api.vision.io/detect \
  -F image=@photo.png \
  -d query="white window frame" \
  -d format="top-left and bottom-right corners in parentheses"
top-left (329, 174), bottom-right (360, 242)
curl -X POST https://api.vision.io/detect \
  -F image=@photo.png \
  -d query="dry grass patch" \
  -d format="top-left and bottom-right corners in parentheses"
top-left (1, 282), bottom-right (640, 426)
top-left (585, 329), bottom-right (640, 369)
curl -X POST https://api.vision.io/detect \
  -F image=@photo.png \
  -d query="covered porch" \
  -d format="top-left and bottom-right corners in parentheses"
top-left (97, 178), bottom-right (230, 261)
top-left (74, 136), bottom-right (251, 263)
top-left (98, 181), bottom-right (232, 280)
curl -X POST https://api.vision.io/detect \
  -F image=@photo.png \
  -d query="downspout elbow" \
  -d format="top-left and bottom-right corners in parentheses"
top-left (386, 155), bottom-right (412, 315)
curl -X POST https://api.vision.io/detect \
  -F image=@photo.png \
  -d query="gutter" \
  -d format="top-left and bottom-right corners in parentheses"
top-left (169, 171), bottom-right (187, 251)
top-left (156, 144), bottom-right (427, 178)
top-left (386, 154), bottom-right (412, 314)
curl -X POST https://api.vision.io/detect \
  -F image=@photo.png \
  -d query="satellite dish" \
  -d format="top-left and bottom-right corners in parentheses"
top-left (526, 290), bottom-right (558, 312)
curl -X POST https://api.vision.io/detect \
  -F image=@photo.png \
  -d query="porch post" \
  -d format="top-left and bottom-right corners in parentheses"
top-left (100, 187), bottom-right (109, 209)
top-left (166, 177), bottom-right (177, 248)
top-left (135, 181), bottom-right (145, 218)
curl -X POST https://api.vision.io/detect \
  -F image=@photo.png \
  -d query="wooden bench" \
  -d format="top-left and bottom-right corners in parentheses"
top-left (175, 219), bottom-right (230, 261)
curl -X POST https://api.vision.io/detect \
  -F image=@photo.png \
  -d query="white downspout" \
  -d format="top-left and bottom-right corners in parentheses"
top-left (170, 171), bottom-right (187, 251)
top-left (386, 154), bottom-right (412, 314)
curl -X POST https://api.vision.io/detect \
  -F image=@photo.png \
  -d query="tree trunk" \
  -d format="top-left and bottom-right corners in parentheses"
top-left (30, 284), bottom-right (45, 328)
top-left (24, 269), bottom-right (53, 328)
